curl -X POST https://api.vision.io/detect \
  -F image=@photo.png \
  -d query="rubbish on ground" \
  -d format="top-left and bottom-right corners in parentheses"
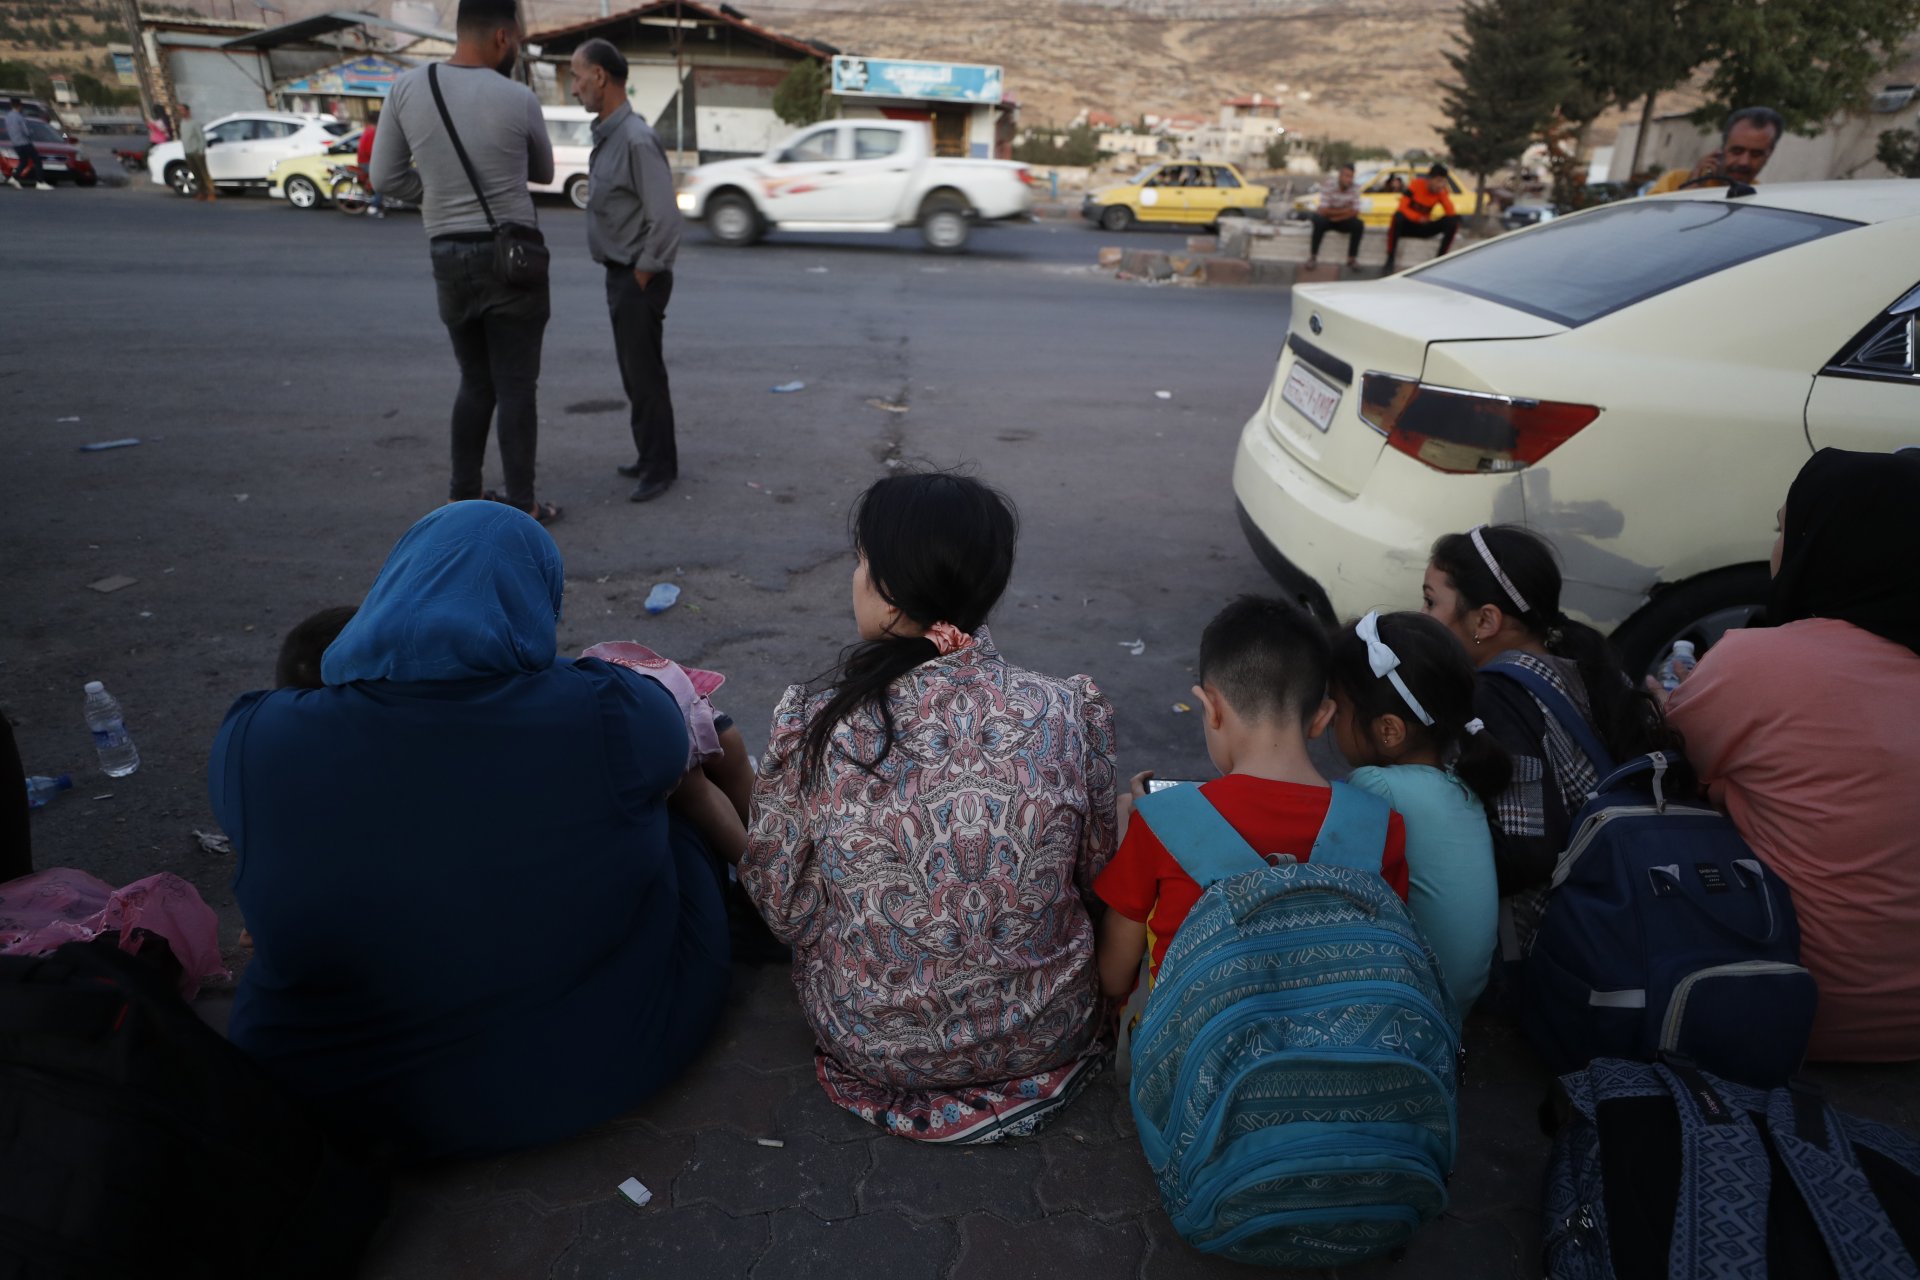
top-left (79, 439), bottom-right (141, 452)
top-left (866, 398), bottom-right (909, 414)
top-left (57, 416), bottom-right (80, 423)
top-left (805, 266), bottom-right (829, 274)
top-left (91, 794), bottom-right (114, 801)
top-left (84, 682), bottom-right (140, 778)
top-left (1154, 390), bottom-right (1173, 400)
top-left (1172, 702), bottom-right (1192, 714)
top-left (644, 583), bottom-right (681, 614)
top-left (193, 829), bottom-right (233, 855)
top-left (138, 611), bottom-right (153, 619)
top-left (756, 1138), bottom-right (786, 1148)
top-left (746, 481), bottom-right (765, 491)
top-left (770, 381), bottom-right (806, 393)
top-left (1119, 639), bottom-right (1146, 656)
top-left (24, 775), bottom-right (73, 810)
top-left (617, 1177), bottom-right (653, 1208)
top-left (88, 575), bottom-right (138, 594)
top-left (233, 494), bottom-right (249, 502)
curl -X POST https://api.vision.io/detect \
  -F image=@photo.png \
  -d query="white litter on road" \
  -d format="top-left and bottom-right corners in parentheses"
top-left (1119, 639), bottom-right (1146, 656)
top-left (617, 1177), bottom-right (653, 1208)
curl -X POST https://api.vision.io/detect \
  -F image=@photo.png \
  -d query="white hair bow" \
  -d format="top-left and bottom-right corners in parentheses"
top-left (1355, 610), bottom-right (1434, 727)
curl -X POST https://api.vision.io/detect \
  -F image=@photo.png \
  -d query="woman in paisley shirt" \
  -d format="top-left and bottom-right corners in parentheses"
top-left (741, 472), bottom-right (1119, 1143)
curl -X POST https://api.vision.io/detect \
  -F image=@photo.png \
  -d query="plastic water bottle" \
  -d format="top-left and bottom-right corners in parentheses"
top-left (1657, 640), bottom-right (1698, 693)
top-left (24, 774), bottom-right (72, 809)
top-left (644, 582), bottom-right (681, 615)
top-left (83, 681), bottom-right (140, 778)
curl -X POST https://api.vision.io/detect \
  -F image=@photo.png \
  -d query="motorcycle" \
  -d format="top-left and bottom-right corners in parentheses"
top-left (112, 147), bottom-right (147, 173)
top-left (327, 164), bottom-right (413, 217)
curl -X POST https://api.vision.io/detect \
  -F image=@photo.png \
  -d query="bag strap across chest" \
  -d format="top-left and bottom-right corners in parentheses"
top-left (1484, 659), bottom-right (1618, 777)
top-left (1135, 781), bottom-right (1390, 888)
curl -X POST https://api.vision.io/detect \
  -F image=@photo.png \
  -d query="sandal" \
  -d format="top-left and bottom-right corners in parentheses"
top-left (482, 490), bottom-right (562, 525)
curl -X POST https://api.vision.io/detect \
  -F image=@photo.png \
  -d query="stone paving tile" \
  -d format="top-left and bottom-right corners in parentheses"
top-left (751, 1208), bottom-right (957, 1279)
top-left (551, 1201), bottom-right (769, 1280)
top-left (771, 1066), bottom-right (891, 1145)
top-left (621, 1057), bottom-right (800, 1139)
top-left (1049, 1071), bottom-right (1126, 1146)
top-left (360, 1196), bottom-right (581, 1280)
top-left (1035, 1131), bottom-right (1162, 1219)
top-left (489, 1121), bottom-right (698, 1213)
top-left (388, 1153), bottom-right (513, 1214)
top-left (677, 1129), bottom-right (870, 1220)
top-left (951, 1211), bottom-right (1147, 1280)
top-left (859, 1134), bottom-right (1048, 1223)
top-left (1337, 1213), bottom-right (1529, 1280)
top-left (1137, 1211), bottom-right (1327, 1280)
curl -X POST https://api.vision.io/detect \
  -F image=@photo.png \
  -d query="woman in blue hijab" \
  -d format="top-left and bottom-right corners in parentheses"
top-left (210, 502), bottom-right (731, 1159)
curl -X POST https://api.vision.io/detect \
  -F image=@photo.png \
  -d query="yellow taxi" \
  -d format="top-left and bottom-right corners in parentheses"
top-left (1289, 165), bottom-right (1489, 227)
top-left (268, 128), bottom-right (364, 210)
top-left (1082, 161), bottom-right (1271, 231)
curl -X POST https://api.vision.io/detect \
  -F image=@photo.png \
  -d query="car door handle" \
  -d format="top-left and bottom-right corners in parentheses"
top-left (821, 169), bottom-right (841, 176)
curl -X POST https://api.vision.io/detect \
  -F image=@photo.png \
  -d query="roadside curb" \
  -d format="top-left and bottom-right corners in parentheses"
top-left (1095, 244), bottom-right (1377, 289)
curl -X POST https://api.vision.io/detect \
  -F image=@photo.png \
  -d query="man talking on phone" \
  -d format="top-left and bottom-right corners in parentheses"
top-left (1646, 106), bottom-right (1783, 194)
top-left (571, 37), bottom-right (685, 504)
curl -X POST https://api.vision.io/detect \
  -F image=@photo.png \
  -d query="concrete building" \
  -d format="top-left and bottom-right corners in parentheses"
top-left (1097, 130), bottom-right (1164, 160)
top-left (531, 0), bottom-right (833, 163)
top-left (1183, 94), bottom-right (1284, 167)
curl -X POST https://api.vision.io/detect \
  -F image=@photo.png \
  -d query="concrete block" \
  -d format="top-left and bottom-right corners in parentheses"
top-left (1251, 259), bottom-right (1297, 288)
top-left (1121, 250), bottom-right (1174, 280)
top-left (1216, 221), bottom-right (1252, 259)
top-left (1096, 245), bottom-right (1124, 269)
top-left (1185, 235), bottom-right (1218, 254)
top-left (1200, 256), bottom-right (1251, 286)
top-left (1294, 262), bottom-right (1343, 284)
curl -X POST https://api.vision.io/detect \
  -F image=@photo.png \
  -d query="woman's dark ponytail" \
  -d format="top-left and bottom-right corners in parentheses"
top-left (799, 472), bottom-right (1018, 783)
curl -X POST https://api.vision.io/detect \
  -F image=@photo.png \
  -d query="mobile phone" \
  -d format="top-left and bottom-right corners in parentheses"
top-left (1144, 778), bottom-right (1195, 794)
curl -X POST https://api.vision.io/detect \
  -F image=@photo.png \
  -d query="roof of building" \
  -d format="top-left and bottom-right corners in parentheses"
top-left (218, 9), bottom-right (452, 51)
top-left (531, 0), bottom-right (832, 60)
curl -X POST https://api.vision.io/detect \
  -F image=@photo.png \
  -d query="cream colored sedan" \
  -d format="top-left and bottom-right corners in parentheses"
top-left (1234, 181), bottom-right (1920, 675)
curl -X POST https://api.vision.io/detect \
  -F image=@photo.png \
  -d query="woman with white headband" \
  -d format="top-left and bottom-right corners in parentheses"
top-left (1328, 610), bottom-right (1509, 1011)
top-left (1421, 524), bottom-right (1680, 959)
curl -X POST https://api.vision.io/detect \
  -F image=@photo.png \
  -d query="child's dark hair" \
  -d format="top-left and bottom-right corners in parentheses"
top-left (276, 605), bottom-right (358, 689)
top-left (800, 472), bottom-right (1018, 781)
top-left (1329, 611), bottom-right (1511, 819)
top-left (1429, 524), bottom-right (1679, 763)
top-left (1197, 595), bottom-right (1330, 726)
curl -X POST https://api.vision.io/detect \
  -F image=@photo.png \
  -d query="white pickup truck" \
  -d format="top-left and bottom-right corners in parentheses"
top-left (675, 119), bottom-right (1034, 253)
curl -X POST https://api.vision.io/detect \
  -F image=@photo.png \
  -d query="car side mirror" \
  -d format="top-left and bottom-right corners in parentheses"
top-left (206, 137), bottom-right (222, 146)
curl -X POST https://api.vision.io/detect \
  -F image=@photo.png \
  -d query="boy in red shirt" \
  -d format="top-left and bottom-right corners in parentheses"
top-left (1094, 596), bottom-right (1410, 997)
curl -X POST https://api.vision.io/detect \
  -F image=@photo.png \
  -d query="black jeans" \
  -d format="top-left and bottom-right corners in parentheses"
top-left (431, 236), bottom-right (550, 510)
top-left (1309, 213), bottom-right (1365, 260)
top-left (1385, 212), bottom-right (1460, 265)
top-left (606, 265), bottom-right (677, 484)
top-left (11, 142), bottom-right (42, 185)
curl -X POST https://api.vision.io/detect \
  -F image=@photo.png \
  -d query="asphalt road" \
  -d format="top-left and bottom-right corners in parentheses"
top-left (2, 181), bottom-right (1289, 916)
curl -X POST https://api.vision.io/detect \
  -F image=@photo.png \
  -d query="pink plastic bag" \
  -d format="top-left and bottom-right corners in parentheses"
top-left (581, 641), bottom-right (728, 771)
top-left (0, 868), bottom-right (229, 999)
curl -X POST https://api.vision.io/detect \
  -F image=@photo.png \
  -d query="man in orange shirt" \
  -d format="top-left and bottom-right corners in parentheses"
top-left (1383, 163), bottom-right (1459, 273)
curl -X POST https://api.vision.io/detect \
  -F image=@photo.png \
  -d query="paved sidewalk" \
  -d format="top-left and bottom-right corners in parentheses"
top-left (345, 962), bottom-right (1920, 1279)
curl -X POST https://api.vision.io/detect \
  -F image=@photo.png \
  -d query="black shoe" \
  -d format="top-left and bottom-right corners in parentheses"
top-left (630, 477), bottom-right (674, 503)
top-left (616, 460), bottom-right (644, 478)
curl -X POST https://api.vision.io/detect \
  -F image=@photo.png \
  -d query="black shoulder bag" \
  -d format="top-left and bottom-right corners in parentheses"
top-left (427, 63), bottom-right (550, 289)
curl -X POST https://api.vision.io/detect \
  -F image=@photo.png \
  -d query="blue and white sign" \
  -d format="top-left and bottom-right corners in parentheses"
top-left (832, 56), bottom-right (1003, 105)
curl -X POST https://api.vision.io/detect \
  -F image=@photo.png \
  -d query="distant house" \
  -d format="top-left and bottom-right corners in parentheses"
top-left (1184, 94), bottom-right (1283, 165)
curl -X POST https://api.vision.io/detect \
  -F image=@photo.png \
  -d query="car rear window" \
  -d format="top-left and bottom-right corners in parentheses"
top-left (1415, 198), bottom-right (1856, 326)
top-left (322, 120), bottom-right (351, 136)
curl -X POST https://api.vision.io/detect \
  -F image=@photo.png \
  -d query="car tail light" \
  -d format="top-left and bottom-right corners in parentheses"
top-left (1359, 373), bottom-right (1599, 473)
top-left (1016, 166), bottom-right (1033, 186)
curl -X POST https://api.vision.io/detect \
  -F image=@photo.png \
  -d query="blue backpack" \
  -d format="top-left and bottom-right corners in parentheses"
top-left (1546, 1057), bottom-right (1920, 1279)
top-left (1127, 782), bottom-right (1460, 1270)
top-left (1488, 662), bottom-right (1818, 1087)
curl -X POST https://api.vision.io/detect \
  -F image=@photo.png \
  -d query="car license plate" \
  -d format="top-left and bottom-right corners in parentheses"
top-left (42, 160), bottom-right (67, 171)
top-left (1280, 361), bottom-right (1341, 433)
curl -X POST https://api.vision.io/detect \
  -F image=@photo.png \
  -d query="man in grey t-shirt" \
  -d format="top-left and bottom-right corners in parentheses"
top-left (371, 0), bottom-right (560, 523)
top-left (572, 39), bottom-right (685, 504)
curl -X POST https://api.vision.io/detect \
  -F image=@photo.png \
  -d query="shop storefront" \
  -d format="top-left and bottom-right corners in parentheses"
top-left (276, 55), bottom-right (408, 124)
top-left (830, 56), bottom-right (1010, 159)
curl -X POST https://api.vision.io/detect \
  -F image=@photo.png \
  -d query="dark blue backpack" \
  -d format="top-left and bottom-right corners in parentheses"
top-left (1490, 661), bottom-right (1818, 1086)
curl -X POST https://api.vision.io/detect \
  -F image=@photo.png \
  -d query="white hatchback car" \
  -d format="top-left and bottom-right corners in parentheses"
top-left (148, 112), bottom-right (350, 196)
top-left (1234, 181), bottom-right (1920, 675)
top-left (532, 105), bottom-right (593, 209)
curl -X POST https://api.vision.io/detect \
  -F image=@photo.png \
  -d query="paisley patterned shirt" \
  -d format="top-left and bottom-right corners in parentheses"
top-left (741, 629), bottom-right (1118, 1142)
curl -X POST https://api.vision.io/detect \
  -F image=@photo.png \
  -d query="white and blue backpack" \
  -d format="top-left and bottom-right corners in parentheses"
top-left (1126, 782), bottom-right (1461, 1269)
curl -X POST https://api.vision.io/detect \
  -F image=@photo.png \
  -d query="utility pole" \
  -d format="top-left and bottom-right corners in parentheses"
top-left (115, 0), bottom-right (163, 123)
top-left (673, 0), bottom-right (685, 165)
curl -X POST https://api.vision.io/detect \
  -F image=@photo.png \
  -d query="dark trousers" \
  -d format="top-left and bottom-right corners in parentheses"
top-left (606, 265), bottom-right (677, 484)
top-left (1309, 213), bottom-right (1365, 261)
top-left (431, 237), bottom-right (550, 510)
top-left (1385, 212), bottom-right (1459, 265)
top-left (1, 716), bottom-right (29, 881)
top-left (11, 142), bottom-right (42, 185)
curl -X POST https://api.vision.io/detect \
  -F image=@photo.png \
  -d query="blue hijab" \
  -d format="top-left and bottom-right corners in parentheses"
top-left (322, 501), bottom-right (564, 685)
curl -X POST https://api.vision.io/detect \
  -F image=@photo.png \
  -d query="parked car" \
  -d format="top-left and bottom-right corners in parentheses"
top-left (1233, 181), bottom-right (1920, 676)
top-left (268, 127), bottom-right (364, 209)
top-left (148, 112), bottom-right (350, 197)
top-left (1081, 161), bottom-right (1270, 232)
top-left (530, 105), bottom-right (593, 209)
top-left (1, 117), bottom-right (97, 186)
top-left (1500, 181), bottom-right (1633, 231)
top-left (676, 119), bottom-right (1034, 252)
top-left (2, 96), bottom-right (79, 141)
top-left (1288, 165), bottom-right (1491, 227)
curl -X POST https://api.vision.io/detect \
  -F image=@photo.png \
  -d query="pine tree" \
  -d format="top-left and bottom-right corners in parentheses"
top-left (772, 60), bottom-right (832, 129)
top-left (1440, 0), bottom-right (1574, 218)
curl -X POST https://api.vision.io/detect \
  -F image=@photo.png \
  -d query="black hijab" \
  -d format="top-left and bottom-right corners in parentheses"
top-left (1769, 448), bottom-right (1920, 655)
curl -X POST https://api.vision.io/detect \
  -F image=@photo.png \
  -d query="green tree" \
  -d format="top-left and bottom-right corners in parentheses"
top-left (771, 59), bottom-right (831, 129)
top-left (1441, 0), bottom-right (1573, 219)
top-left (1694, 0), bottom-right (1920, 132)
top-left (1876, 127), bottom-right (1920, 177)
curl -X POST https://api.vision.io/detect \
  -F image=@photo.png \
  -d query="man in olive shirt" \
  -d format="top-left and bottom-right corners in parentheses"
top-left (571, 37), bottom-right (685, 503)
